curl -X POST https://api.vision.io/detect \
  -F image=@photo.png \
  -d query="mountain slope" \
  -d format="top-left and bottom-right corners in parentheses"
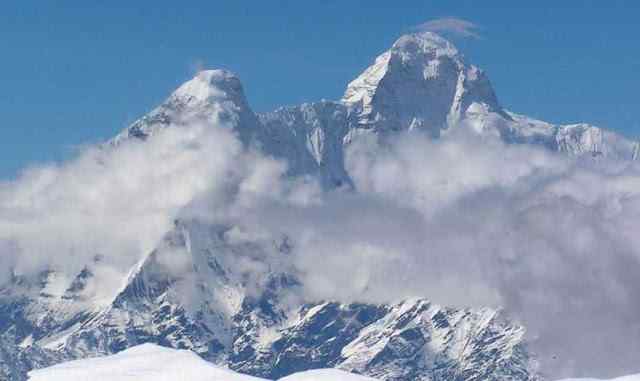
top-left (2, 220), bottom-right (539, 381)
top-left (62, 221), bottom-right (539, 380)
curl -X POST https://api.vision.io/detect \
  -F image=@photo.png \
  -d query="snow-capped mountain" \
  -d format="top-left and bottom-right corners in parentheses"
top-left (113, 31), bottom-right (637, 186)
top-left (2, 30), bottom-right (637, 380)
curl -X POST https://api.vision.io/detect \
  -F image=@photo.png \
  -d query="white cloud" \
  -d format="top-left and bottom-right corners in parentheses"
top-left (0, 121), bottom-right (245, 300)
top-left (342, 132), bottom-right (640, 378)
top-left (414, 17), bottom-right (481, 39)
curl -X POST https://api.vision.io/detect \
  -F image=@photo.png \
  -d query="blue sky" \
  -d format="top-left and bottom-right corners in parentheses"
top-left (1, 1), bottom-right (639, 179)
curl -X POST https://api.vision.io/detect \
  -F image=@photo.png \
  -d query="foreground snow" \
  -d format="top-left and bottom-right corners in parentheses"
top-left (28, 344), bottom-right (376, 381)
top-left (27, 344), bottom-right (263, 381)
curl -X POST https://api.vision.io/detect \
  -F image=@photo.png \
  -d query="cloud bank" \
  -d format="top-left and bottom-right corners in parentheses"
top-left (1, 121), bottom-right (640, 378)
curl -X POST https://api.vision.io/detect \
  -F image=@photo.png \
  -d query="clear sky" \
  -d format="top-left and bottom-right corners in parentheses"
top-left (1, 1), bottom-right (639, 179)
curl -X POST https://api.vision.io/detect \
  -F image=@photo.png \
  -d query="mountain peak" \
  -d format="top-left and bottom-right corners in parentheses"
top-left (342, 32), bottom-right (499, 135)
top-left (113, 68), bottom-right (258, 144)
top-left (390, 32), bottom-right (460, 59)
top-left (171, 69), bottom-right (245, 105)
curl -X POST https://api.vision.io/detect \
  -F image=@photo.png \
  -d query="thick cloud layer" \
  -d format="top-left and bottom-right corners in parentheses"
top-left (0, 122), bottom-right (250, 300)
top-left (342, 133), bottom-right (640, 378)
top-left (1, 122), bottom-right (640, 378)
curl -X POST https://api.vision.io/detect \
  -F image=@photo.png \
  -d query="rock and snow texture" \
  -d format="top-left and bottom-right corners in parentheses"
top-left (2, 221), bottom-right (538, 381)
top-left (342, 32), bottom-right (503, 135)
top-left (2, 30), bottom-right (639, 381)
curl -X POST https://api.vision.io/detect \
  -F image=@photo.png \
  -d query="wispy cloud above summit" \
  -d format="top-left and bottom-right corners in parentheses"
top-left (413, 17), bottom-right (481, 39)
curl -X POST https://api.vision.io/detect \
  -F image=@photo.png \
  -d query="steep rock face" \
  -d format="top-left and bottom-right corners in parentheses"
top-left (0, 335), bottom-right (68, 381)
top-left (336, 300), bottom-right (532, 381)
top-left (259, 101), bottom-right (355, 188)
top-left (243, 299), bottom-right (536, 381)
top-left (342, 32), bottom-right (504, 136)
top-left (0, 265), bottom-right (105, 358)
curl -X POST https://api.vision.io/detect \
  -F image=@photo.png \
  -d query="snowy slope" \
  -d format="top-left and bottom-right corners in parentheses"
top-left (27, 344), bottom-right (376, 381)
top-left (28, 344), bottom-right (265, 381)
